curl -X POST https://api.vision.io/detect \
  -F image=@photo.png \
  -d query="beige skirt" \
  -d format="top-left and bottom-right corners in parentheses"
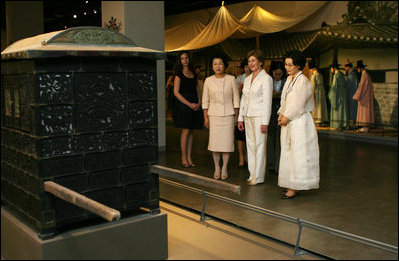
top-left (208, 115), bottom-right (235, 152)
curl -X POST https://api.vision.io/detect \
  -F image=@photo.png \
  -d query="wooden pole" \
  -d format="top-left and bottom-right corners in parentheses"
top-left (44, 181), bottom-right (121, 222)
top-left (256, 35), bottom-right (260, 50)
top-left (151, 165), bottom-right (241, 194)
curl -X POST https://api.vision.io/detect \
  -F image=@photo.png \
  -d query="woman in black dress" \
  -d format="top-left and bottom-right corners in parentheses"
top-left (267, 60), bottom-right (286, 175)
top-left (235, 59), bottom-right (250, 167)
top-left (172, 52), bottom-right (204, 167)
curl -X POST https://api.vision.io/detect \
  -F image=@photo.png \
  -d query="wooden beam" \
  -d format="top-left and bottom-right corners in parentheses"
top-left (44, 181), bottom-right (121, 222)
top-left (151, 165), bottom-right (241, 194)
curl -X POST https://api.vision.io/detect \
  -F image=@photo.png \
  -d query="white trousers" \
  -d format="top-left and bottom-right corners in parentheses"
top-left (244, 116), bottom-right (267, 183)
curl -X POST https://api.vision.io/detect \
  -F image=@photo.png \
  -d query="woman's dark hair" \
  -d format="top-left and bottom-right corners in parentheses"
top-left (283, 50), bottom-right (306, 70)
top-left (173, 51), bottom-right (195, 75)
top-left (268, 60), bottom-right (287, 78)
top-left (246, 49), bottom-right (265, 67)
top-left (240, 58), bottom-right (248, 69)
top-left (209, 53), bottom-right (229, 70)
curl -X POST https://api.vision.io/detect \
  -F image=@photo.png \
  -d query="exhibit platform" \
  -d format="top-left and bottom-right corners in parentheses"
top-left (316, 126), bottom-right (397, 146)
top-left (1, 206), bottom-right (167, 260)
top-left (165, 115), bottom-right (398, 147)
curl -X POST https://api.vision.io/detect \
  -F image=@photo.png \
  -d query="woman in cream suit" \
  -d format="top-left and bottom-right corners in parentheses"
top-left (237, 50), bottom-right (273, 185)
top-left (202, 54), bottom-right (240, 180)
top-left (278, 50), bottom-right (320, 199)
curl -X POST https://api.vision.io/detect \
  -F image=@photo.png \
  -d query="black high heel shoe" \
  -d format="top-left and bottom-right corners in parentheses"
top-left (281, 192), bottom-right (299, 199)
top-left (181, 162), bottom-right (191, 168)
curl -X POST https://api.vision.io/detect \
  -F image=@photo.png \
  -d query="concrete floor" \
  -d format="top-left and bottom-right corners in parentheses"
top-left (158, 123), bottom-right (398, 260)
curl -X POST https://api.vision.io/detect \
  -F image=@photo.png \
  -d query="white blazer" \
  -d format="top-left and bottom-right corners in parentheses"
top-left (278, 72), bottom-right (314, 120)
top-left (202, 74), bottom-right (240, 116)
top-left (238, 69), bottom-right (273, 125)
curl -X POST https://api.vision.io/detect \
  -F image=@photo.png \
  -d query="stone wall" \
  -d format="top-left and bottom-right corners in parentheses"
top-left (374, 83), bottom-right (398, 129)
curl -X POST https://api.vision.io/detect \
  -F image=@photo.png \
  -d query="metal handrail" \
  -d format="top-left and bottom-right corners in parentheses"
top-left (158, 177), bottom-right (398, 256)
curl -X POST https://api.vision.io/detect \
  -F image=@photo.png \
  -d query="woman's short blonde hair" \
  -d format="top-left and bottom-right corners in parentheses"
top-left (246, 49), bottom-right (265, 67)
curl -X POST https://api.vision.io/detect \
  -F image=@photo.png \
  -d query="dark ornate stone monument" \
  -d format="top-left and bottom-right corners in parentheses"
top-left (1, 27), bottom-right (165, 238)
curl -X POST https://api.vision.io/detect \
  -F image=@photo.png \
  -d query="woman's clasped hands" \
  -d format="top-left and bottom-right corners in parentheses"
top-left (278, 114), bottom-right (290, 126)
top-left (190, 103), bottom-right (201, 111)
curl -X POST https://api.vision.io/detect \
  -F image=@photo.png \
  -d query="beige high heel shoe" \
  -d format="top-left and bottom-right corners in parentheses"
top-left (221, 170), bottom-right (228, 180)
top-left (214, 170), bottom-right (220, 180)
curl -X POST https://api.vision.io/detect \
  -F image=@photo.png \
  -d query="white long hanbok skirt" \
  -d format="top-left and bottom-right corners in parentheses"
top-left (278, 112), bottom-right (319, 190)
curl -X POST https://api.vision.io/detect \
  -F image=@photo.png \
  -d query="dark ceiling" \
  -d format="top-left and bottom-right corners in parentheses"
top-left (164, 1), bottom-right (248, 16)
top-left (2, 1), bottom-right (248, 32)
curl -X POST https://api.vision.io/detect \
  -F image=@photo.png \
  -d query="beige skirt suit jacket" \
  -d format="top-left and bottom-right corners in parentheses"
top-left (202, 74), bottom-right (240, 152)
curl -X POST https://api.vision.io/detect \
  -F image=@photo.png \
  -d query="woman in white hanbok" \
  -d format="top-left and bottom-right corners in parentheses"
top-left (278, 50), bottom-right (320, 199)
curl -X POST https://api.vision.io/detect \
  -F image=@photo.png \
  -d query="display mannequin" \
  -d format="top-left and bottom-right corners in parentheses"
top-left (344, 60), bottom-right (359, 129)
top-left (353, 60), bottom-right (375, 133)
top-left (328, 60), bottom-right (348, 131)
top-left (308, 60), bottom-right (328, 126)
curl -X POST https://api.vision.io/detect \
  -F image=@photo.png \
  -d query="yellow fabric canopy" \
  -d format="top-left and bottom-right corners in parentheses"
top-left (165, 1), bottom-right (328, 52)
top-left (170, 6), bottom-right (241, 52)
top-left (239, 2), bottom-right (326, 34)
top-left (165, 18), bottom-right (205, 51)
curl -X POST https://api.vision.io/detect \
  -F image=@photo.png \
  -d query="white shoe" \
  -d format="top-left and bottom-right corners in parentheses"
top-left (248, 180), bottom-right (264, 185)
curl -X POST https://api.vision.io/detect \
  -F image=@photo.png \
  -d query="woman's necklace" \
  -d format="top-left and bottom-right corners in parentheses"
top-left (283, 72), bottom-right (303, 100)
top-left (289, 72), bottom-right (302, 88)
top-left (183, 67), bottom-right (193, 78)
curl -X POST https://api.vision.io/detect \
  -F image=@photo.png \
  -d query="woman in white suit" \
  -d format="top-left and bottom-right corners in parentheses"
top-left (237, 50), bottom-right (273, 185)
top-left (278, 50), bottom-right (320, 199)
top-left (202, 54), bottom-right (240, 180)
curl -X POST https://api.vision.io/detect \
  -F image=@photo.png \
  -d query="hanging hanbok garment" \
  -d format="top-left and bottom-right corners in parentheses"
top-left (346, 69), bottom-right (359, 124)
top-left (310, 70), bottom-right (329, 124)
top-left (328, 70), bottom-right (348, 130)
top-left (353, 70), bottom-right (375, 127)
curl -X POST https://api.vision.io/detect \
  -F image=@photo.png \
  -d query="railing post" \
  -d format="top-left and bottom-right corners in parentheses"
top-left (200, 191), bottom-right (207, 221)
top-left (294, 218), bottom-right (307, 256)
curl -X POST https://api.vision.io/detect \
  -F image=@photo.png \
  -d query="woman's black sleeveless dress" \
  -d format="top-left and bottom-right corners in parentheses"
top-left (172, 71), bottom-right (204, 129)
